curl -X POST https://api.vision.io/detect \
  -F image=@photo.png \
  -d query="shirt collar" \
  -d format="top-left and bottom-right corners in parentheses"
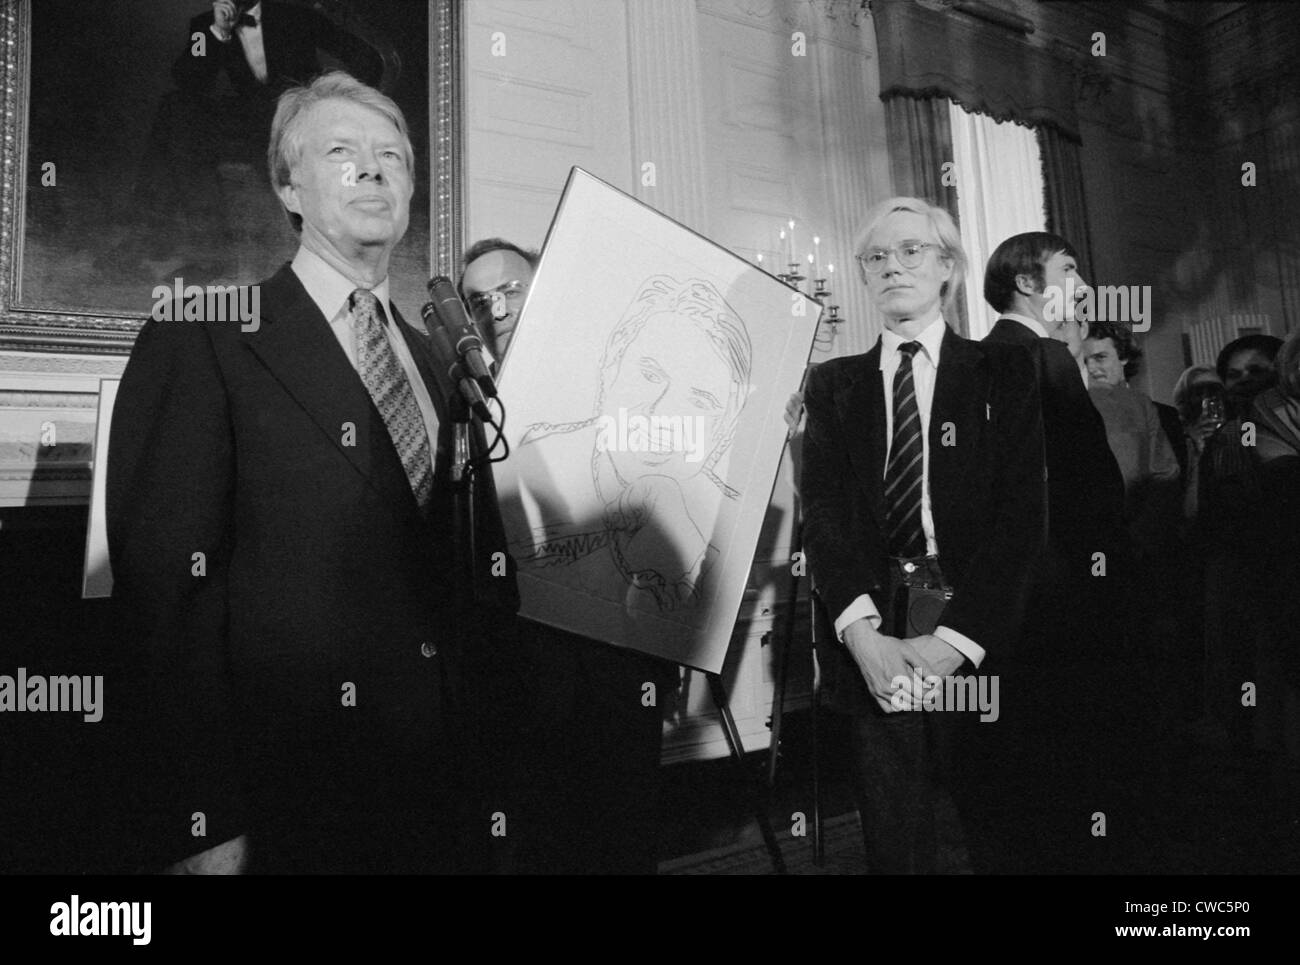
top-left (1000, 311), bottom-right (1049, 339)
top-left (879, 313), bottom-right (947, 369)
top-left (292, 245), bottom-right (391, 325)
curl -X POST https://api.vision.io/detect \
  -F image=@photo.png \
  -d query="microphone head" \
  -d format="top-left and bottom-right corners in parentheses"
top-left (427, 275), bottom-right (459, 302)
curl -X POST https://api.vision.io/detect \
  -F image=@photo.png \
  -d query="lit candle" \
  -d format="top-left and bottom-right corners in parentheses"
top-left (787, 220), bottom-right (795, 264)
top-left (778, 228), bottom-right (786, 266)
top-left (813, 236), bottom-right (821, 277)
top-left (756, 252), bottom-right (764, 266)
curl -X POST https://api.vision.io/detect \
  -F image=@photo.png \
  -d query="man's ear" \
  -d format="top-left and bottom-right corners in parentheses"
top-left (276, 181), bottom-right (301, 219)
top-left (1014, 272), bottom-right (1040, 297)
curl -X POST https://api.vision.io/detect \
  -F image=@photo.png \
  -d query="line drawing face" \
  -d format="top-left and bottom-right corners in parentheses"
top-left (517, 275), bottom-right (754, 611)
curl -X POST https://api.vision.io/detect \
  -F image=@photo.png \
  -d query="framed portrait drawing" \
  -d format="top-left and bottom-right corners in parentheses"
top-left (495, 168), bottom-right (822, 673)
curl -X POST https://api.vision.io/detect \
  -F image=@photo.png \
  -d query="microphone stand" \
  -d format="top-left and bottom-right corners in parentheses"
top-left (447, 392), bottom-right (482, 607)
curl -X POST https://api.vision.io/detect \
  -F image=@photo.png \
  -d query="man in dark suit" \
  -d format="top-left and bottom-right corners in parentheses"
top-left (802, 198), bottom-right (1045, 874)
top-left (173, 1), bottom-right (384, 101)
top-left (981, 232), bottom-right (1130, 871)
top-left (982, 232), bottom-right (1126, 586)
top-left (124, 1), bottom-right (385, 278)
top-left (108, 72), bottom-right (516, 874)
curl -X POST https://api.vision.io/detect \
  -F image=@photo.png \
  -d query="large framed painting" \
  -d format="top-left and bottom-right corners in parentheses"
top-left (495, 168), bottom-right (822, 673)
top-left (0, 0), bottom-right (459, 353)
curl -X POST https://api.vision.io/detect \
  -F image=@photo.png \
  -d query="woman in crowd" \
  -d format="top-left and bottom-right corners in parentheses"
top-left (1080, 321), bottom-right (1180, 557)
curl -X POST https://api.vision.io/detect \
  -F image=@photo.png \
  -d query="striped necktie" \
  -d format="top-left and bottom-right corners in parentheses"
top-left (350, 289), bottom-right (434, 510)
top-left (884, 341), bottom-right (926, 558)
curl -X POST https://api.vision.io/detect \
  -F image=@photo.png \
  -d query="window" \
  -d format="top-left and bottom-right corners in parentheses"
top-left (948, 102), bottom-right (1047, 339)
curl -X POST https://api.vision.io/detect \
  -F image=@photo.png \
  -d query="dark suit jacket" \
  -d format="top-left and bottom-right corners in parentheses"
top-left (1155, 400), bottom-right (1188, 483)
top-left (801, 326), bottom-right (1045, 700)
top-left (983, 318), bottom-right (1127, 579)
top-left (107, 263), bottom-right (517, 872)
top-left (172, 2), bottom-right (383, 98)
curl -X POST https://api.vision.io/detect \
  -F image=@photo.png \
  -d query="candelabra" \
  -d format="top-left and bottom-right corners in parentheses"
top-left (757, 223), bottom-right (844, 351)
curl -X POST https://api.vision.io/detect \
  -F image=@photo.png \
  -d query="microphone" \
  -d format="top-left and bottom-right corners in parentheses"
top-left (426, 276), bottom-right (497, 398)
top-left (422, 311), bottom-right (492, 423)
top-left (419, 300), bottom-right (460, 404)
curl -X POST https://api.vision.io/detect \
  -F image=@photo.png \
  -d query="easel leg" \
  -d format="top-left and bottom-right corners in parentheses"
top-left (811, 644), bottom-right (824, 866)
top-left (709, 673), bottom-right (787, 874)
top-left (767, 515), bottom-right (803, 789)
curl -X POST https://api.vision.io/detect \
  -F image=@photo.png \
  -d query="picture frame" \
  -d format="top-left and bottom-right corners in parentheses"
top-left (0, 0), bottom-right (460, 354)
top-left (495, 168), bottom-right (821, 673)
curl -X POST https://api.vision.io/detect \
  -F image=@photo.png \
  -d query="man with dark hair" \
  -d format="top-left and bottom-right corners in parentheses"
top-left (980, 231), bottom-right (1129, 872)
top-left (110, 72), bottom-right (516, 874)
top-left (982, 232), bottom-right (1126, 588)
top-left (459, 238), bottom-right (540, 360)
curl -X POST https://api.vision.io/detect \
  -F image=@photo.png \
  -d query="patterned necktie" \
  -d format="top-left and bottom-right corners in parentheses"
top-left (350, 289), bottom-right (434, 510)
top-left (884, 341), bottom-right (926, 558)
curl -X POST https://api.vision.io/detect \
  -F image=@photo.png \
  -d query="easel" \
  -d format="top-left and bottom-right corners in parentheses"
top-left (763, 410), bottom-right (828, 866)
top-left (703, 671), bottom-right (789, 874)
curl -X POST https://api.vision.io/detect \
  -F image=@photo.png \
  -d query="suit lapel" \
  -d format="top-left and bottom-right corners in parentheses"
top-left (242, 264), bottom-right (418, 520)
top-left (929, 327), bottom-right (982, 543)
top-left (840, 341), bottom-right (888, 537)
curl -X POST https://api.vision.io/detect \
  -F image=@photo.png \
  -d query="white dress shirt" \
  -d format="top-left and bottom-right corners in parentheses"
top-left (291, 246), bottom-right (440, 474)
top-left (833, 314), bottom-right (985, 669)
top-left (211, 1), bottom-right (268, 83)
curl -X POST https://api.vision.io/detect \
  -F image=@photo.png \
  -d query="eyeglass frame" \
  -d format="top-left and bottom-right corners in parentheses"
top-left (854, 241), bottom-right (943, 280)
top-left (465, 279), bottom-right (528, 317)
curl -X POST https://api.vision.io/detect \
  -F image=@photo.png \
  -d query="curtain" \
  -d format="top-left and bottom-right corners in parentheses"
top-left (872, 0), bottom-right (1080, 140)
top-left (883, 95), bottom-right (967, 334)
top-left (885, 95), bottom-right (959, 217)
top-left (949, 102), bottom-right (1047, 339)
top-left (1038, 124), bottom-right (1096, 281)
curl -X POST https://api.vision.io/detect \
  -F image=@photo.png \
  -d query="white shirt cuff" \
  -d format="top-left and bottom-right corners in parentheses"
top-left (210, 23), bottom-right (233, 42)
top-left (934, 625), bottom-right (985, 669)
top-left (834, 594), bottom-right (881, 640)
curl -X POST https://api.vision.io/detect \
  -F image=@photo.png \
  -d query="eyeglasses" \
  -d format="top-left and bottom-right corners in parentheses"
top-left (855, 241), bottom-right (939, 276)
top-left (465, 280), bottom-right (526, 316)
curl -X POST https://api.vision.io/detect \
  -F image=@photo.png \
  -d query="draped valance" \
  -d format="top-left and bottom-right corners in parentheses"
top-left (872, 0), bottom-right (1082, 143)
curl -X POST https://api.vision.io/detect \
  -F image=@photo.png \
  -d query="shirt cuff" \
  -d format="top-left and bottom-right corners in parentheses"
top-left (934, 625), bottom-right (985, 670)
top-left (834, 594), bottom-right (881, 640)
top-left (210, 23), bottom-right (233, 42)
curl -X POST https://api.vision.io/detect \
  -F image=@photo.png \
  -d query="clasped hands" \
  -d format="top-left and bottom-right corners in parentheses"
top-left (841, 618), bottom-right (965, 714)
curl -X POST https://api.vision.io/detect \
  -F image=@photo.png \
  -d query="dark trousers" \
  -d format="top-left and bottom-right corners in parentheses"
top-left (846, 704), bottom-right (969, 874)
top-left (502, 624), bottom-right (672, 875)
